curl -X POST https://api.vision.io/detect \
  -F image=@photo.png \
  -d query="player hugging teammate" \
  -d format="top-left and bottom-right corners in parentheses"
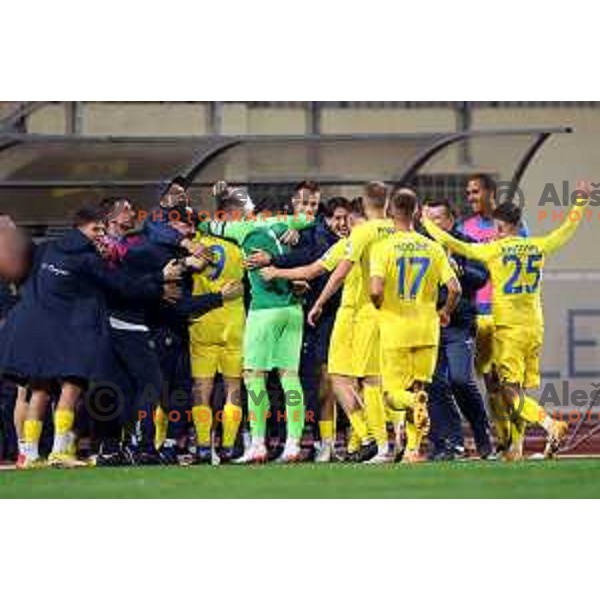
top-left (0, 177), bottom-right (587, 468)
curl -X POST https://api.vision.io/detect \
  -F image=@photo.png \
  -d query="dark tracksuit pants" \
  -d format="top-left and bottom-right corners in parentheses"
top-left (151, 326), bottom-right (192, 442)
top-left (109, 328), bottom-right (163, 451)
top-left (428, 326), bottom-right (492, 456)
top-left (299, 309), bottom-right (336, 441)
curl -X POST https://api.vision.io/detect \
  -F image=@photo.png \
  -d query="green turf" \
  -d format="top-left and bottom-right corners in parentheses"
top-left (1, 459), bottom-right (600, 498)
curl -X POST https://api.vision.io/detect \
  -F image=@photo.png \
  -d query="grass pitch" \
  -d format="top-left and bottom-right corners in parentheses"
top-left (1, 458), bottom-right (600, 498)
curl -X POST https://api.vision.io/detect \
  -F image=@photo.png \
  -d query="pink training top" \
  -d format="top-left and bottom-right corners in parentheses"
top-left (459, 214), bottom-right (530, 315)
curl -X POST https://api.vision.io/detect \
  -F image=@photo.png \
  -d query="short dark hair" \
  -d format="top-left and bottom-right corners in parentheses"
top-left (323, 196), bottom-right (351, 218)
top-left (364, 181), bottom-right (388, 209)
top-left (493, 201), bottom-right (522, 227)
top-left (159, 175), bottom-right (190, 199)
top-left (423, 198), bottom-right (455, 219)
top-left (294, 180), bottom-right (320, 195)
top-left (73, 204), bottom-right (109, 228)
top-left (350, 197), bottom-right (365, 217)
top-left (469, 174), bottom-right (497, 196)
top-left (389, 188), bottom-right (418, 218)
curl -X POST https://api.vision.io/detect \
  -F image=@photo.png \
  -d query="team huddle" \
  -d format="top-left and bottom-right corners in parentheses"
top-left (0, 175), bottom-right (588, 469)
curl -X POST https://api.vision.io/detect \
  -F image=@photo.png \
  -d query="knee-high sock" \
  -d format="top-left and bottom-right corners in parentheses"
top-left (388, 389), bottom-right (416, 411)
top-left (510, 418), bottom-right (527, 454)
top-left (348, 410), bottom-right (369, 445)
top-left (245, 377), bottom-right (269, 442)
top-left (405, 421), bottom-right (423, 452)
top-left (364, 385), bottom-right (387, 449)
top-left (319, 420), bottom-right (334, 444)
top-left (222, 404), bottom-right (242, 449)
top-left (52, 409), bottom-right (75, 454)
top-left (489, 392), bottom-right (511, 449)
top-left (23, 419), bottom-right (43, 460)
top-left (192, 405), bottom-right (213, 447)
top-left (518, 395), bottom-right (545, 425)
top-left (154, 406), bottom-right (168, 450)
top-left (281, 375), bottom-right (305, 441)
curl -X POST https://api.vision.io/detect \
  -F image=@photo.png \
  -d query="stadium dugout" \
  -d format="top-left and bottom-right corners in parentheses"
top-left (0, 126), bottom-right (572, 233)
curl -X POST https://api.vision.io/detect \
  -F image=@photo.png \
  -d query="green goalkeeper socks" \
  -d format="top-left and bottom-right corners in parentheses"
top-left (281, 375), bottom-right (305, 440)
top-left (245, 376), bottom-right (269, 440)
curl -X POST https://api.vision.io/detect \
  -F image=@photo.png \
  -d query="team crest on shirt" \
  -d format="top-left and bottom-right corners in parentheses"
top-left (41, 263), bottom-right (70, 277)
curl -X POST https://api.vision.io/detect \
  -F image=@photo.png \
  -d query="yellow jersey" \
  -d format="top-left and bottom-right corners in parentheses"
top-left (423, 202), bottom-right (586, 331)
top-left (319, 238), bottom-right (361, 309)
top-left (190, 232), bottom-right (245, 343)
top-left (345, 218), bottom-right (396, 310)
top-left (370, 230), bottom-right (456, 348)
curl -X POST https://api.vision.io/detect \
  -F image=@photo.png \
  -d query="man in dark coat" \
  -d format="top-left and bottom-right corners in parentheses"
top-left (0, 205), bottom-right (176, 469)
top-left (96, 199), bottom-right (242, 465)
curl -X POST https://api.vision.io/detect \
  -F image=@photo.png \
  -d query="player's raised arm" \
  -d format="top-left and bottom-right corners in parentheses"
top-left (423, 217), bottom-right (495, 263)
top-left (538, 181), bottom-right (589, 255)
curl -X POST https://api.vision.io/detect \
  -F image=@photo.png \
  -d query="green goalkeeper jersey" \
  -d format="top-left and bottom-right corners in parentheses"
top-left (198, 212), bottom-right (315, 310)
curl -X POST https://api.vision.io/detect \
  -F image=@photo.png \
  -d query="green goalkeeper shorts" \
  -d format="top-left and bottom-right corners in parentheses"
top-left (243, 305), bottom-right (304, 371)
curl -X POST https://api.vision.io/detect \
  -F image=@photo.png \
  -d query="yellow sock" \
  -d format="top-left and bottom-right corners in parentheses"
top-left (510, 418), bottom-right (527, 454)
top-left (386, 405), bottom-right (404, 428)
top-left (348, 410), bottom-right (369, 443)
top-left (388, 389), bottom-right (416, 411)
top-left (222, 404), bottom-right (242, 449)
top-left (347, 427), bottom-right (361, 454)
top-left (192, 405), bottom-right (212, 447)
top-left (154, 406), bottom-right (168, 450)
top-left (55, 409), bottom-right (74, 435)
top-left (489, 393), bottom-right (511, 449)
top-left (319, 420), bottom-right (334, 443)
top-left (519, 395), bottom-right (547, 425)
top-left (53, 409), bottom-right (75, 455)
top-left (24, 419), bottom-right (43, 459)
top-left (405, 421), bottom-right (422, 452)
top-left (364, 385), bottom-right (387, 448)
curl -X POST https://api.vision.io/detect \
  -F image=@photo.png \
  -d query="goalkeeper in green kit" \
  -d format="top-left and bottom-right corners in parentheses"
top-left (197, 183), bottom-right (315, 463)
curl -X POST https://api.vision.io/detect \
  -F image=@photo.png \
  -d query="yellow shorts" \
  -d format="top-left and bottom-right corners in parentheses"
top-left (190, 343), bottom-right (242, 379)
top-left (475, 314), bottom-right (495, 375)
top-left (352, 306), bottom-right (380, 378)
top-left (189, 314), bottom-right (244, 379)
top-left (492, 326), bottom-right (542, 390)
top-left (381, 345), bottom-right (438, 396)
top-left (327, 307), bottom-right (358, 377)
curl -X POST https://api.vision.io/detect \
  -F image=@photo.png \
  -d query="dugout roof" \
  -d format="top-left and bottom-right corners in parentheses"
top-left (0, 128), bottom-right (572, 225)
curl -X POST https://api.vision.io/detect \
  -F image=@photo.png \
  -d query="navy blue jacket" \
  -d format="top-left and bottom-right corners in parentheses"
top-left (272, 216), bottom-right (342, 317)
top-left (143, 206), bottom-right (185, 247)
top-left (435, 226), bottom-right (489, 333)
top-left (108, 236), bottom-right (223, 330)
top-left (0, 229), bottom-right (164, 382)
top-left (0, 282), bottom-right (18, 321)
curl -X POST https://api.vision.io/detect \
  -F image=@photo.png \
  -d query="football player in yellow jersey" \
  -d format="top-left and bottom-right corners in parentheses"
top-left (259, 200), bottom-right (363, 461)
top-left (308, 183), bottom-right (396, 463)
top-left (370, 189), bottom-right (461, 463)
top-left (423, 185), bottom-right (589, 459)
top-left (188, 230), bottom-right (246, 464)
